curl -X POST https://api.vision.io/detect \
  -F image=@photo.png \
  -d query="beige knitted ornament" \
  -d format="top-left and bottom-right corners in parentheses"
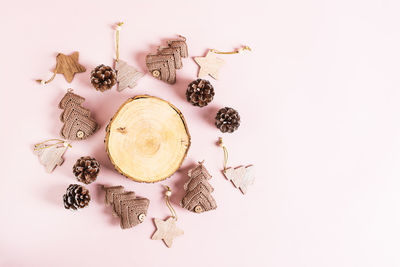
top-left (181, 161), bottom-right (217, 213)
top-left (146, 36), bottom-right (188, 84)
top-left (58, 89), bottom-right (98, 141)
top-left (103, 186), bottom-right (150, 229)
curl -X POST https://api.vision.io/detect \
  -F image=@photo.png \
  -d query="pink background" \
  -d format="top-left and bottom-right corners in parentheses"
top-left (1, 0), bottom-right (400, 266)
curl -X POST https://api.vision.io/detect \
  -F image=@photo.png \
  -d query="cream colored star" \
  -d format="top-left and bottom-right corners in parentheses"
top-left (194, 51), bottom-right (225, 79)
top-left (151, 217), bottom-right (183, 248)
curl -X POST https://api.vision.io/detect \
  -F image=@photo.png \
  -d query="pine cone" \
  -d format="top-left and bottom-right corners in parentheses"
top-left (90, 64), bottom-right (117, 92)
top-left (73, 156), bottom-right (100, 184)
top-left (186, 79), bottom-right (215, 107)
top-left (215, 107), bottom-right (241, 133)
top-left (63, 184), bottom-right (91, 210)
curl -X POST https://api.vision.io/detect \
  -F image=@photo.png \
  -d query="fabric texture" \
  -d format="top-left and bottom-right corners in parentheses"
top-left (145, 37), bottom-right (188, 84)
top-left (115, 60), bottom-right (144, 91)
top-left (181, 161), bottom-right (217, 213)
top-left (103, 186), bottom-right (150, 229)
top-left (58, 91), bottom-right (98, 140)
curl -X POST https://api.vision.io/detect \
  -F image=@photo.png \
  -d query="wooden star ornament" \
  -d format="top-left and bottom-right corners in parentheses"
top-left (194, 51), bottom-right (225, 80)
top-left (37, 52), bottom-right (86, 85)
top-left (54, 52), bottom-right (86, 82)
top-left (152, 217), bottom-right (184, 248)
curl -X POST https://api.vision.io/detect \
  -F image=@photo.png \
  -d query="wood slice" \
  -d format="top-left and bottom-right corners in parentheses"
top-left (105, 95), bottom-right (191, 183)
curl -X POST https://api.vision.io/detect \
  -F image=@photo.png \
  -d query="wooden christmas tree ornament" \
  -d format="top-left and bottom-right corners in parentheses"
top-left (152, 186), bottom-right (184, 248)
top-left (146, 36), bottom-right (188, 84)
top-left (218, 138), bottom-right (255, 194)
top-left (114, 22), bottom-right (144, 91)
top-left (181, 161), bottom-right (217, 213)
top-left (59, 89), bottom-right (98, 140)
top-left (103, 185), bottom-right (150, 229)
top-left (105, 95), bottom-right (191, 183)
top-left (33, 139), bottom-right (71, 173)
top-left (194, 46), bottom-right (251, 80)
top-left (37, 52), bottom-right (86, 85)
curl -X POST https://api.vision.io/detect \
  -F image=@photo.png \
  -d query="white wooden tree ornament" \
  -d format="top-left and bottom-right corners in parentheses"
top-left (223, 165), bottom-right (255, 194)
top-left (115, 60), bottom-right (144, 91)
top-left (218, 137), bottom-right (255, 194)
top-left (114, 22), bottom-right (143, 92)
top-left (33, 140), bottom-right (70, 173)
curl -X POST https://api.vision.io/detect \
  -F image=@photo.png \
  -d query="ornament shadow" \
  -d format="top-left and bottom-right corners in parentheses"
top-left (170, 76), bottom-right (193, 102)
top-left (43, 183), bottom-right (68, 208)
top-left (202, 105), bottom-right (220, 127)
top-left (89, 91), bottom-right (131, 171)
top-left (169, 161), bottom-right (197, 208)
top-left (133, 41), bottom-right (164, 73)
top-left (74, 64), bottom-right (94, 89)
top-left (48, 89), bottom-right (70, 137)
top-left (95, 183), bottom-right (120, 226)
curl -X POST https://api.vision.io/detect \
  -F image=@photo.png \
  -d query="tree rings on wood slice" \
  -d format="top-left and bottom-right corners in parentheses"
top-left (105, 95), bottom-right (191, 183)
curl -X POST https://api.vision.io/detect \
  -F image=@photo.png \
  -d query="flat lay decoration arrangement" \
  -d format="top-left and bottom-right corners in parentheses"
top-left (29, 18), bottom-right (254, 254)
top-left (4, 2), bottom-right (399, 266)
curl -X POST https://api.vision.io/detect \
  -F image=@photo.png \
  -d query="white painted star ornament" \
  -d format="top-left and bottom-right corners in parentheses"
top-left (151, 186), bottom-right (184, 248)
top-left (194, 50), bottom-right (225, 79)
top-left (194, 46), bottom-right (251, 80)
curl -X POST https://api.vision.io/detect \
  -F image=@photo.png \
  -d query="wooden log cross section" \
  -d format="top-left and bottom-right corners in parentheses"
top-left (105, 95), bottom-right (191, 183)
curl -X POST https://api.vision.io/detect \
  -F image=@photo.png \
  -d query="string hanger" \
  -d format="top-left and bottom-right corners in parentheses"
top-left (210, 45), bottom-right (252, 55)
top-left (36, 67), bottom-right (59, 85)
top-left (163, 185), bottom-right (177, 219)
top-left (34, 139), bottom-right (71, 151)
top-left (218, 137), bottom-right (229, 170)
top-left (115, 22), bottom-right (124, 62)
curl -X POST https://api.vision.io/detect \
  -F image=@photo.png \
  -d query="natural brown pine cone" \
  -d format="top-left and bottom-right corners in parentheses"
top-left (215, 107), bottom-right (241, 133)
top-left (90, 64), bottom-right (117, 92)
top-left (63, 184), bottom-right (91, 210)
top-left (73, 156), bottom-right (100, 184)
top-left (186, 79), bottom-right (215, 107)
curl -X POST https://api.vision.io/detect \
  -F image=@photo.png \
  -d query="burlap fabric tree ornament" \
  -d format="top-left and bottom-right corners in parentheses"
top-left (146, 36), bottom-right (188, 84)
top-left (181, 161), bottom-right (217, 213)
top-left (103, 186), bottom-right (150, 229)
top-left (58, 89), bottom-right (98, 140)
